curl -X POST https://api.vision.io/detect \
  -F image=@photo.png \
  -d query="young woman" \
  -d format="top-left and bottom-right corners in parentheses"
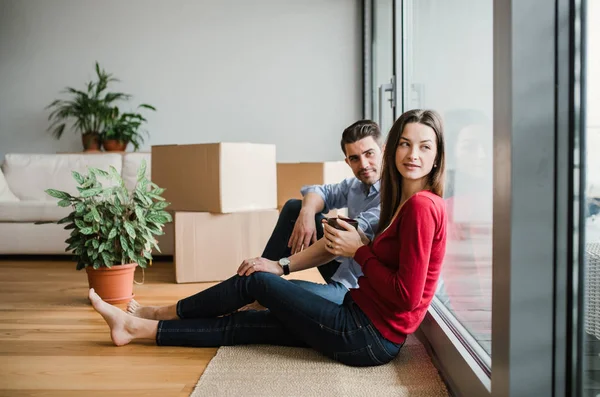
top-left (89, 109), bottom-right (448, 367)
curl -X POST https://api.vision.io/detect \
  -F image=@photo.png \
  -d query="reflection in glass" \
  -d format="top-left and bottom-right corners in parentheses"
top-left (402, 0), bottom-right (493, 356)
top-left (583, 0), bottom-right (599, 394)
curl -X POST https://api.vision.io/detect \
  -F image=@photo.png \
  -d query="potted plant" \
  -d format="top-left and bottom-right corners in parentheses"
top-left (42, 160), bottom-right (172, 304)
top-left (102, 104), bottom-right (156, 152)
top-left (46, 62), bottom-right (130, 151)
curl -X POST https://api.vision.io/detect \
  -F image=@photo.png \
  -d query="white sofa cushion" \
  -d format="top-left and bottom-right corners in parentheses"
top-left (0, 201), bottom-right (71, 222)
top-left (2, 154), bottom-right (123, 201)
top-left (122, 152), bottom-right (151, 191)
top-left (0, 168), bottom-right (19, 202)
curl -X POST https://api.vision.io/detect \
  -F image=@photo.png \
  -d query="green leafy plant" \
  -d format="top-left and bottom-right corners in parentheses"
top-left (43, 160), bottom-right (172, 270)
top-left (102, 104), bottom-right (156, 151)
top-left (46, 62), bottom-right (130, 142)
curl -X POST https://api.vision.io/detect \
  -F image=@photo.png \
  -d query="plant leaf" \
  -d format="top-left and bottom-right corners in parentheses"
top-left (72, 171), bottom-right (85, 185)
top-left (101, 252), bottom-right (113, 267)
top-left (57, 215), bottom-right (73, 224)
top-left (81, 187), bottom-right (103, 197)
top-left (151, 201), bottom-right (170, 210)
top-left (90, 206), bottom-right (101, 222)
top-left (119, 235), bottom-right (129, 252)
top-left (137, 160), bottom-right (147, 182)
top-left (57, 199), bottom-right (71, 207)
top-left (46, 189), bottom-right (71, 200)
top-left (124, 221), bottom-right (136, 239)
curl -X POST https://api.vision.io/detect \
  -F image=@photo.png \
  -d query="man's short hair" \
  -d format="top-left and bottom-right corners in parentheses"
top-left (340, 120), bottom-right (382, 155)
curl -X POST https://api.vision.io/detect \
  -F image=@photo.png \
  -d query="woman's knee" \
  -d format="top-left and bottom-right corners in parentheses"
top-left (248, 271), bottom-right (280, 284)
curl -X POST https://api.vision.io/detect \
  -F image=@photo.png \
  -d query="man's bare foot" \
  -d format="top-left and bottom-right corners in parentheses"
top-left (127, 299), bottom-right (160, 320)
top-left (238, 300), bottom-right (268, 312)
top-left (89, 288), bottom-right (136, 346)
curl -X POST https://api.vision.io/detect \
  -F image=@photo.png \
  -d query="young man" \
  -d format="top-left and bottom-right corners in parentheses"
top-left (255, 120), bottom-right (384, 304)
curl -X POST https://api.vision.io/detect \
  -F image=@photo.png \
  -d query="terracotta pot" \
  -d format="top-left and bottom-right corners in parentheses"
top-left (102, 139), bottom-right (128, 152)
top-left (86, 263), bottom-right (138, 304)
top-left (82, 132), bottom-right (101, 152)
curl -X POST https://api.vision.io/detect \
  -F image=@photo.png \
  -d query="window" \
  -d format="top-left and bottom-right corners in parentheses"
top-left (402, 0), bottom-right (494, 357)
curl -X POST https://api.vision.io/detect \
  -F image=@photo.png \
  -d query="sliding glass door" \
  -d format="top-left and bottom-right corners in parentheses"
top-left (402, 0), bottom-right (494, 359)
top-left (365, 1), bottom-right (591, 396)
top-left (580, 1), bottom-right (597, 395)
top-left (367, 0), bottom-right (398, 136)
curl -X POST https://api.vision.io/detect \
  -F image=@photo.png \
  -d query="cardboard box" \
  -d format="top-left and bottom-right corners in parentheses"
top-left (277, 161), bottom-right (352, 216)
top-left (174, 210), bottom-right (279, 283)
top-left (152, 143), bottom-right (277, 213)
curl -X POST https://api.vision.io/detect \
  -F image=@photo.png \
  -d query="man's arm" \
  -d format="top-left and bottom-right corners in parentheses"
top-left (300, 178), bottom-right (353, 214)
top-left (289, 179), bottom-right (354, 254)
top-left (354, 206), bottom-right (381, 242)
top-left (300, 192), bottom-right (326, 215)
top-left (288, 192), bottom-right (324, 254)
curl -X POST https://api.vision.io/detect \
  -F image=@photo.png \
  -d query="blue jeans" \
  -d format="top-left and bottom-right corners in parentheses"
top-left (262, 199), bottom-right (341, 283)
top-left (156, 273), bottom-right (403, 367)
top-left (289, 279), bottom-right (348, 305)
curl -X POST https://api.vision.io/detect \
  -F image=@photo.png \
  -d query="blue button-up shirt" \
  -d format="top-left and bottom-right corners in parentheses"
top-left (301, 178), bottom-right (381, 289)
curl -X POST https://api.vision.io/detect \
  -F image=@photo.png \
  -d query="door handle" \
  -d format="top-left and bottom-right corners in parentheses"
top-left (378, 76), bottom-right (396, 129)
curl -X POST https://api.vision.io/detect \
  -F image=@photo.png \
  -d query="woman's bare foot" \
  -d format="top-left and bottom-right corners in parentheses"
top-left (89, 288), bottom-right (136, 346)
top-left (89, 289), bottom-right (158, 346)
top-left (126, 299), bottom-right (178, 320)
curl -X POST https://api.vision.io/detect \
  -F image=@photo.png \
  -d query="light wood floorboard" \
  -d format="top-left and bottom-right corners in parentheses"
top-left (0, 258), bottom-right (321, 397)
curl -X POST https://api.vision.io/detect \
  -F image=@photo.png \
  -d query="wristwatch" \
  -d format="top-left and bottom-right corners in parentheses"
top-left (278, 257), bottom-right (291, 276)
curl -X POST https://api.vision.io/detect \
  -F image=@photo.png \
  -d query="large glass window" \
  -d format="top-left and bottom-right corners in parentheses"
top-left (401, 0), bottom-right (493, 357)
top-left (583, 0), bottom-right (599, 394)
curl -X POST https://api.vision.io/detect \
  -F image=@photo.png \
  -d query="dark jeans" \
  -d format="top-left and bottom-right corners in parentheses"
top-left (262, 199), bottom-right (340, 283)
top-left (156, 272), bottom-right (403, 367)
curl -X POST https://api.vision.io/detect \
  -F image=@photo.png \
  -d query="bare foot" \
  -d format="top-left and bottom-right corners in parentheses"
top-left (237, 300), bottom-right (268, 312)
top-left (126, 299), bottom-right (160, 320)
top-left (89, 288), bottom-right (136, 346)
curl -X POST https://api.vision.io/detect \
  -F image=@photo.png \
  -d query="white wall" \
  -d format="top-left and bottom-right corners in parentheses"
top-left (0, 0), bottom-right (362, 162)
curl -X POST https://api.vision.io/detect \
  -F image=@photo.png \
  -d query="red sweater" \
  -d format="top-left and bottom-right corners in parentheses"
top-left (350, 191), bottom-right (447, 344)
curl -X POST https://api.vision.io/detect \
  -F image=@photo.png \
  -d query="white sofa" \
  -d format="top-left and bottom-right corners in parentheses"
top-left (0, 153), bottom-right (173, 255)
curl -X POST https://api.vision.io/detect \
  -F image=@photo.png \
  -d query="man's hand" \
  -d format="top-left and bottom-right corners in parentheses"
top-left (322, 218), bottom-right (364, 258)
top-left (237, 257), bottom-right (283, 277)
top-left (288, 209), bottom-right (317, 254)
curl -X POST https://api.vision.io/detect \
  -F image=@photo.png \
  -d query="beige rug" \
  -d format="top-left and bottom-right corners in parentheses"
top-left (191, 335), bottom-right (449, 397)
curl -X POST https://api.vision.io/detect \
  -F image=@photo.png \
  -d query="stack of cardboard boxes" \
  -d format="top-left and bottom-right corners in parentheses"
top-left (152, 143), bottom-right (354, 283)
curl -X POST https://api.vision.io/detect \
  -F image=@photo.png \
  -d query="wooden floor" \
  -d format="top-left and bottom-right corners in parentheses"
top-left (0, 258), bottom-right (322, 397)
top-left (2, 255), bottom-right (598, 396)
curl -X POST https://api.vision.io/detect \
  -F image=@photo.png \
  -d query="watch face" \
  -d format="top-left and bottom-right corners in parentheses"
top-left (280, 258), bottom-right (290, 266)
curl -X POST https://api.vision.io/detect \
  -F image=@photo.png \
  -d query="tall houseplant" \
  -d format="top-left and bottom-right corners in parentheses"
top-left (43, 160), bottom-right (172, 303)
top-left (46, 62), bottom-right (130, 151)
top-left (102, 104), bottom-right (156, 152)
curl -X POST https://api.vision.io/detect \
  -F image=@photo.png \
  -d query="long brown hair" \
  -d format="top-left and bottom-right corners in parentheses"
top-left (377, 109), bottom-right (446, 236)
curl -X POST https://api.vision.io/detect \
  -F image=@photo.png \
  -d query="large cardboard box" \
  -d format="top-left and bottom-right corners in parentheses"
top-left (152, 143), bottom-right (277, 213)
top-left (174, 210), bottom-right (279, 283)
top-left (277, 162), bottom-right (353, 217)
top-left (276, 162), bottom-right (353, 208)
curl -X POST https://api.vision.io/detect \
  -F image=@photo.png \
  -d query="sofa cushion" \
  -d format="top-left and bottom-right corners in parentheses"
top-left (2, 154), bottom-right (123, 201)
top-left (0, 201), bottom-right (71, 222)
top-left (0, 168), bottom-right (19, 202)
top-left (122, 152), bottom-right (151, 191)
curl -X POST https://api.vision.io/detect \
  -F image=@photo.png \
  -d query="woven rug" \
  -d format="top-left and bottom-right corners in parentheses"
top-left (191, 334), bottom-right (449, 397)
